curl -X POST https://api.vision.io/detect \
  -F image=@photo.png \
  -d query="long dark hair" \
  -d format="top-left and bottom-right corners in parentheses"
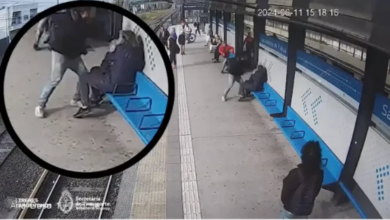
top-left (300, 141), bottom-right (322, 175)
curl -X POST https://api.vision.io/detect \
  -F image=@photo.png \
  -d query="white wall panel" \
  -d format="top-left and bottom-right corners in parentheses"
top-left (291, 70), bottom-right (357, 163)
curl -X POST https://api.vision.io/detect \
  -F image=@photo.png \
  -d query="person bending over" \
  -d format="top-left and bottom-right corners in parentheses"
top-left (281, 141), bottom-right (324, 219)
top-left (222, 56), bottom-right (245, 102)
top-left (75, 30), bottom-right (146, 118)
top-left (34, 8), bottom-right (91, 118)
top-left (219, 42), bottom-right (234, 73)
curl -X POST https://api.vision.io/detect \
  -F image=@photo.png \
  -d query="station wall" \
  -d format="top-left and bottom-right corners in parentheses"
top-left (211, 18), bottom-right (390, 218)
top-left (124, 19), bottom-right (168, 95)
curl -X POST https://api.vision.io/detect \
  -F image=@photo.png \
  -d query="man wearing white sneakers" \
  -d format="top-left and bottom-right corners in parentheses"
top-left (34, 8), bottom-right (93, 118)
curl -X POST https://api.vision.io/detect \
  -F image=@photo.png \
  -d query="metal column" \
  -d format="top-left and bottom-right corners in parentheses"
top-left (271, 0), bottom-right (309, 118)
top-left (253, 0), bottom-right (268, 69)
top-left (216, 10), bottom-right (221, 37)
top-left (181, 1), bottom-right (185, 21)
top-left (332, 0), bottom-right (390, 210)
top-left (209, 9), bottom-right (214, 25)
top-left (223, 11), bottom-right (230, 44)
top-left (234, 13), bottom-right (244, 58)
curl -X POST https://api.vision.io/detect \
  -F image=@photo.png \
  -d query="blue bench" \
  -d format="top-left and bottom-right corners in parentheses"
top-left (252, 83), bottom-right (284, 115)
top-left (106, 72), bottom-right (167, 145)
top-left (274, 107), bottom-right (343, 186)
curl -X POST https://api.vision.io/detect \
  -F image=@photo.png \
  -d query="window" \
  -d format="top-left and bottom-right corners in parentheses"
top-left (354, 46), bottom-right (362, 59)
top-left (11, 11), bottom-right (22, 25)
top-left (23, 15), bottom-right (29, 20)
top-left (30, 8), bottom-right (38, 18)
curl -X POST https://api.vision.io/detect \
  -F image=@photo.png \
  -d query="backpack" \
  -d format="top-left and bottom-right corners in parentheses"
top-left (289, 169), bottom-right (320, 216)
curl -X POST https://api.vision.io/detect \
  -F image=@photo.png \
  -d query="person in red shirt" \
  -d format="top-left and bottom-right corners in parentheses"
top-left (243, 32), bottom-right (254, 64)
top-left (218, 42), bottom-right (235, 73)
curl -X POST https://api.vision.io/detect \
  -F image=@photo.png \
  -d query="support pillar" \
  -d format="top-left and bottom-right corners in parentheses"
top-left (181, 2), bottom-right (185, 22)
top-left (209, 9), bottom-right (214, 25)
top-left (253, 0), bottom-right (267, 69)
top-left (332, 0), bottom-right (390, 206)
top-left (216, 10), bottom-right (221, 36)
top-left (234, 13), bottom-right (244, 57)
top-left (223, 11), bottom-right (230, 44)
top-left (271, 0), bottom-right (309, 118)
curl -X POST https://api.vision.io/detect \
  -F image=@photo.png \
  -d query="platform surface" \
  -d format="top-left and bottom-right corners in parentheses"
top-left (3, 27), bottom-right (144, 173)
top-left (113, 29), bottom-right (360, 218)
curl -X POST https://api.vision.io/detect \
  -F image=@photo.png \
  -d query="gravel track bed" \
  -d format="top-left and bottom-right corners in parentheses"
top-left (40, 176), bottom-right (111, 219)
top-left (0, 148), bottom-right (45, 218)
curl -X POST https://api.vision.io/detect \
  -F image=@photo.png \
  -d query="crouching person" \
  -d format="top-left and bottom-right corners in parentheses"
top-left (238, 65), bottom-right (268, 101)
top-left (75, 30), bottom-right (146, 118)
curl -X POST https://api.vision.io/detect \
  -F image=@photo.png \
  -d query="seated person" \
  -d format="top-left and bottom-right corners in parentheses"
top-left (75, 30), bottom-right (145, 118)
top-left (239, 64), bottom-right (268, 100)
top-left (212, 38), bottom-right (222, 62)
top-left (208, 36), bottom-right (219, 52)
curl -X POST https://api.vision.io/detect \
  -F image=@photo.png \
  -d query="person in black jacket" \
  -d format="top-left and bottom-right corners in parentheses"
top-left (34, 8), bottom-right (91, 118)
top-left (222, 57), bottom-right (245, 102)
top-left (178, 30), bottom-right (186, 55)
top-left (281, 141), bottom-right (324, 219)
top-left (238, 65), bottom-right (268, 101)
top-left (75, 30), bottom-right (145, 118)
top-left (168, 37), bottom-right (179, 69)
top-left (159, 27), bottom-right (170, 49)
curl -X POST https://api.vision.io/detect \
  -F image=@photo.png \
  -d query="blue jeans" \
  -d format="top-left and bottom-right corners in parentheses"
top-left (281, 210), bottom-right (309, 219)
top-left (38, 51), bottom-right (89, 108)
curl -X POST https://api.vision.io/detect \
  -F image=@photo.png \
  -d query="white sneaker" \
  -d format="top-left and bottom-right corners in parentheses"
top-left (35, 106), bottom-right (45, 118)
top-left (70, 99), bottom-right (82, 107)
top-left (222, 96), bottom-right (226, 102)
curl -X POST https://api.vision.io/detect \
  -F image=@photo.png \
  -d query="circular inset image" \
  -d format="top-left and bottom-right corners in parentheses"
top-left (0, 1), bottom-right (174, 178)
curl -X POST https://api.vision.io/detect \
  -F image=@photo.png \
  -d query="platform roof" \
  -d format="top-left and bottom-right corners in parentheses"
top-left (186, 0), bottom-right (390, 56)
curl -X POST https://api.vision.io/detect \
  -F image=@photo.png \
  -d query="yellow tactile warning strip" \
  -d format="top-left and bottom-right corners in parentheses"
top-left (131, 134), bottom-right (167, 219)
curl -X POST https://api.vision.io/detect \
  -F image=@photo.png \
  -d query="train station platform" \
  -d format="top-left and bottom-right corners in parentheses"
top-left (165, 31), bottom-right (359, 218)
top-left (113, 26), bottom-right (360, 218)
top-left (3, 27), bottom-right (145, 172)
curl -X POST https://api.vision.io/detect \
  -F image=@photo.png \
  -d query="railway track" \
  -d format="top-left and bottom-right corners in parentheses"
top-left (0, 121), bottom-right (16, 165)
top-left (18, 172), bottom-right (113, 219)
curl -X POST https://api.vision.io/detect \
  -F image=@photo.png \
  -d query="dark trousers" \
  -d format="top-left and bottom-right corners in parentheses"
top-left (195, 28), bottom-right (200, 35)
top-left (78, 67), bottom-right (112, 106)
top-left (170, 53), bottom-right (177, 65)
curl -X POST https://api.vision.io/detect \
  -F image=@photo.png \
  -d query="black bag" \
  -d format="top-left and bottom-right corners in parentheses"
top-left (175, 43), bottom-right (180, 54)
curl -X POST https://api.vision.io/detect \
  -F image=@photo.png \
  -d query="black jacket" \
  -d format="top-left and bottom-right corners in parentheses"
top-left (249, 68), bottom-right (268, 91)
top-left (178, 33), bottom-right (186, 45)
top-left (281, 165), bottom-right (324, 216)
top-left (48, 11), bottom-right (88, 58)
top-left (227, 58), bottom-right (244, 77)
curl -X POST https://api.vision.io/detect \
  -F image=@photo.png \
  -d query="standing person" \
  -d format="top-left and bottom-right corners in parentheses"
top-left (34, 8), bottom-right (92, 118)
top-left (168, 36), bottom-right (180, 69)
top-left (222, 56), bottom-right (245, 102)
top-left (178, 30), bottom-right (186, 55)
top-left (243, 32), bottom-right (254, 65)
top-left (170, 27), bottom-right (177, 41)
top-left (194, 22), bottom-right (201, 36)
top-left (281, 141), bottom-right (324, 219)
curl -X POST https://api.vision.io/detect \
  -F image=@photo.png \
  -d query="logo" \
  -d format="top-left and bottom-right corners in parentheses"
top-left (57, 190), bottom-right (74, 214)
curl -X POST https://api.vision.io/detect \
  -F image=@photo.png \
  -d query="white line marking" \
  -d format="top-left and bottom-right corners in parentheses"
top-left (177, 49), bottom-right (202, 219)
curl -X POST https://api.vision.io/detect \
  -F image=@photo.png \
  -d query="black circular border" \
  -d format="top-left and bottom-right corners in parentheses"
top-left (0, 1), bottom-right (175, 178)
